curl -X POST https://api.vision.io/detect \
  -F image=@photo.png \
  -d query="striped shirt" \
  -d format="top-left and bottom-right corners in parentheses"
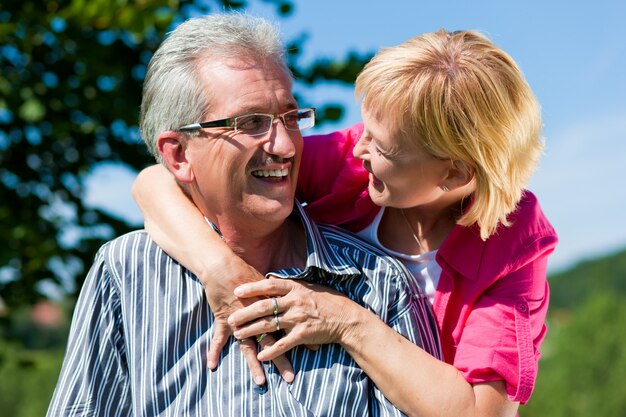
top-left (47, 203), bottom-right (442, 417)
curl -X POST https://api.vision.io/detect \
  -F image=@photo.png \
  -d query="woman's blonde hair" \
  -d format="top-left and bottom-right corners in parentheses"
top-left (355, 29), bottom-right (543, 240)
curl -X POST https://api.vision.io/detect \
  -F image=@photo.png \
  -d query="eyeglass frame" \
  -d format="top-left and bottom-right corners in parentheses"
top-left (176, 107), bottom-right (316, 136)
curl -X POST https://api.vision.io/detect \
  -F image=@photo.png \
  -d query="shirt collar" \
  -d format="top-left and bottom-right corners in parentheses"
top-left (436, 222), bottom-right (484, 282)
top-left (273, 201), bottom-right (361, 280)
top-left (205, 201), bottom-right (359, 280)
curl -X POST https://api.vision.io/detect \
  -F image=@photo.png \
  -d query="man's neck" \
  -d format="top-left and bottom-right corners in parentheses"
top-left (215, 217), bottom-right (307, 275)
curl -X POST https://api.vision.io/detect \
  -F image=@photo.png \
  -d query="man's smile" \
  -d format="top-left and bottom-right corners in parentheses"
top-left (251, 168), bottom-right (289, 179)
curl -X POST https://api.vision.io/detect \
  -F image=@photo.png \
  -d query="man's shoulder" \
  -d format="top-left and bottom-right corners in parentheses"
top-left (95, 230), bottom-right (172, 275)
top-left (315, 223), bottom-right (408, 274)
top-left (316, 223), bottom-right (379, 250)
top-left (98, 229), bottom-right (157, 256)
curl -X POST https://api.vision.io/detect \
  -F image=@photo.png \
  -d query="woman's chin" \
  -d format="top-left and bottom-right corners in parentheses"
top-left (368, 184), bottom-right (391, 207)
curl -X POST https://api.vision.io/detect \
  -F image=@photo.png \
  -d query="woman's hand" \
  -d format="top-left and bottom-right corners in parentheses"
top-left (200, 255), bottom-right (294, 384)
top-left (228, 278), bottom-right (359, 361)
top-left (200, 254), bottom-right (263, 369)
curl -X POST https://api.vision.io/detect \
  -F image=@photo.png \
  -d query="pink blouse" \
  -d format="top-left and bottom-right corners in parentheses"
top-left (297, 123), bottom-right (558, 404)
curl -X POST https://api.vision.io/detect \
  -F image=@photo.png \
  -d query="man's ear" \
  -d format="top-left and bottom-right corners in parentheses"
top-left (157, 131), bottom-right (195, 184)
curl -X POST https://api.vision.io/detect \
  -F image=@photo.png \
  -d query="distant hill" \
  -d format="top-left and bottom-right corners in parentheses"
top-left (523, 247), bottom-right (626, 417)
top-left (548, 246), bottom-right (626, 310)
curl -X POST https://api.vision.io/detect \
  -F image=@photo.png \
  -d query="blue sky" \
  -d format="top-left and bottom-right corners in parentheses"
top-left (85, 0), bottom-right (626, 273)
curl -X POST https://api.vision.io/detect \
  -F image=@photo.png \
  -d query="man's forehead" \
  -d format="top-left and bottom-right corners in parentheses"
top-left (197, 55), bottom-right (292, 82)
top-left (198, 57), bottom-right (297, 117)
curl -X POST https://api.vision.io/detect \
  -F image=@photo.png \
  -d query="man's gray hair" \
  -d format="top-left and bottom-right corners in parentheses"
top-left (139, 13), bottom-right (289, 163)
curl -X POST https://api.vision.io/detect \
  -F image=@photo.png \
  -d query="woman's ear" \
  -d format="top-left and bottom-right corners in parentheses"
top-left (443, 160), bottom-right (475, 190)
top-left (157, 131), bottom-right (195, 184)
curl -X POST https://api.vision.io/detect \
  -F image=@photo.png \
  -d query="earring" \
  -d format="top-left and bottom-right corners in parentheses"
top-left (441, 185), bottom-right (449, 192)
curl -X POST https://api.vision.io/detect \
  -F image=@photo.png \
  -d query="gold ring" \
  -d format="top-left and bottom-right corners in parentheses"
top-left (272, 298), bottom-right (279, 316)
top-left (274, 315), bottom-right (280, 331)
top-left (256, 333), bottom-right (268, 343)
top-left (236, 338), bottom-right (246, 345)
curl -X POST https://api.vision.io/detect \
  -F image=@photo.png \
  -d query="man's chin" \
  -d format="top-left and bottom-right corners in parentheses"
top-left (245, 195), bottom-right (294, 221)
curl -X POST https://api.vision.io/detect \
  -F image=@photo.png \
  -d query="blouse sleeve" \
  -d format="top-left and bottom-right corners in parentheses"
top-left (436, 191), bottom-right (558, 404)
top-left (297, 123), bottom-right (379, 232)
top-left (454, 254), bottom-right (551, 403)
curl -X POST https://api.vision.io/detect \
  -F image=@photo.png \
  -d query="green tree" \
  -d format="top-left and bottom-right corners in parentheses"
top-left (0, 0), bottom-right (371, 328)
top-left (548, 247), bottom-right (626, 310)
top-left (0, 341), bottom-right (65, 417)
top-left (523, 291), bottom-right (626, 417)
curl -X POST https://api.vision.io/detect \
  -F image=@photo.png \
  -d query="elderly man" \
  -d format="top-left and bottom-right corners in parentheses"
top-left (47, 14), bottom-right (439, 417)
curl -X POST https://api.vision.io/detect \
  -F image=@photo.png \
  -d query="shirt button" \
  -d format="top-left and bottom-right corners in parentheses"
top-left (517, 303), bottom-right (528, 313)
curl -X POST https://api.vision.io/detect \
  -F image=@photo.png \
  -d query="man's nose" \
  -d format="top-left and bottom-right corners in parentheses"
top-left (262, 118), bottom-right (297, 158)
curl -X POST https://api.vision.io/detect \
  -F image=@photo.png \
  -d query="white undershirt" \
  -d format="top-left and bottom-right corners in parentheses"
top-left (356, 207), bottom-right (441, 304)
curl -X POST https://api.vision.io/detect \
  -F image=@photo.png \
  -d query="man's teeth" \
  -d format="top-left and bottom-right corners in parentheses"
top-left (252, 168), bottom-right (288, 178)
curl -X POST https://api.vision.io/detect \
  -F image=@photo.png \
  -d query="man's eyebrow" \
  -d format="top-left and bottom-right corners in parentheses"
top-left (238, 102), bottom-right (299, 114)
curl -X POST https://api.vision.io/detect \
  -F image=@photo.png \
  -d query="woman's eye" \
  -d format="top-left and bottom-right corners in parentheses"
top-left (374, 144), bottom-right (391, 157)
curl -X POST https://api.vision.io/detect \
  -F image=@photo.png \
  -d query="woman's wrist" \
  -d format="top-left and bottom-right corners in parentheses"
top-left (193, 248), bottom-right (243, 287)
top-left (335, 300), bottom-right (372, 351)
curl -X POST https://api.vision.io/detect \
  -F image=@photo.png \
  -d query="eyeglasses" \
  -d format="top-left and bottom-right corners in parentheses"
top-left (177, 107), bottom-right (316, 137)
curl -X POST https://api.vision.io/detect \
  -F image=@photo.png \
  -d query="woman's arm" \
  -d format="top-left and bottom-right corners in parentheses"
top-left (338, 305), bottom-right (518, 417)
top-left (131, 164), bottom-right (293, 384)
top-left (132, 165), bottom-right (238, 282)
top-left (229, 279), bottom-right (519, 417)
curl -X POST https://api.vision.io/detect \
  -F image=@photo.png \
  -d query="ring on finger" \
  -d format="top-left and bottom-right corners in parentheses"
top-left (274, 315), bottom-right (280, 331)
top-left (236, 338), bottom-right (247, 345)
top-left (256, 333), bottom-right (268, 343)
top-left (272, 298), bottom-right (279, 317)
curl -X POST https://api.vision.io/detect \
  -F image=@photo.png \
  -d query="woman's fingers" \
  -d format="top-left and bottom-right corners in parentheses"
top-left (236, 337), bottom-right (267, 386)
top-left (257, 333), bottom-right (294, 383)
top-left (257, 332), bottom-right (299, 361)
top-left (233, 314), bottom-right (285, 340)
top-left (208, 319), bottom-right (232, 369)
top-left (229, 296), bottom-right (285, 327)
top-left (230, 279), bottom-right (352, 362)
top-left (234, 277), bottom-right (293, 299)
top-left (235, 333), bottom-right (295, 386)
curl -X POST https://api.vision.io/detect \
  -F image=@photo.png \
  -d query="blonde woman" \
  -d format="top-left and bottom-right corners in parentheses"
top-left (133, 29), bottom-right (557, 416)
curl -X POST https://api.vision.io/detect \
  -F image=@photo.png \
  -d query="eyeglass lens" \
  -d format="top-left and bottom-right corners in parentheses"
top-left (235, 109), bottom-right (314, 136)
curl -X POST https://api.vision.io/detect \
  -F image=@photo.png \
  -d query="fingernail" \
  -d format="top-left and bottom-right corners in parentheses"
top-left (254, 375), bottom-right (265, 386)
top-left (283, 370), bottom-right (295, 383)
top-left (234, 287), bottom-right (243, 296)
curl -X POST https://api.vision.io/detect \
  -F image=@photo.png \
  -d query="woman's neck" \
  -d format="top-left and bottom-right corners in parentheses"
top-left (378, 202), bottom-right (462, 255)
